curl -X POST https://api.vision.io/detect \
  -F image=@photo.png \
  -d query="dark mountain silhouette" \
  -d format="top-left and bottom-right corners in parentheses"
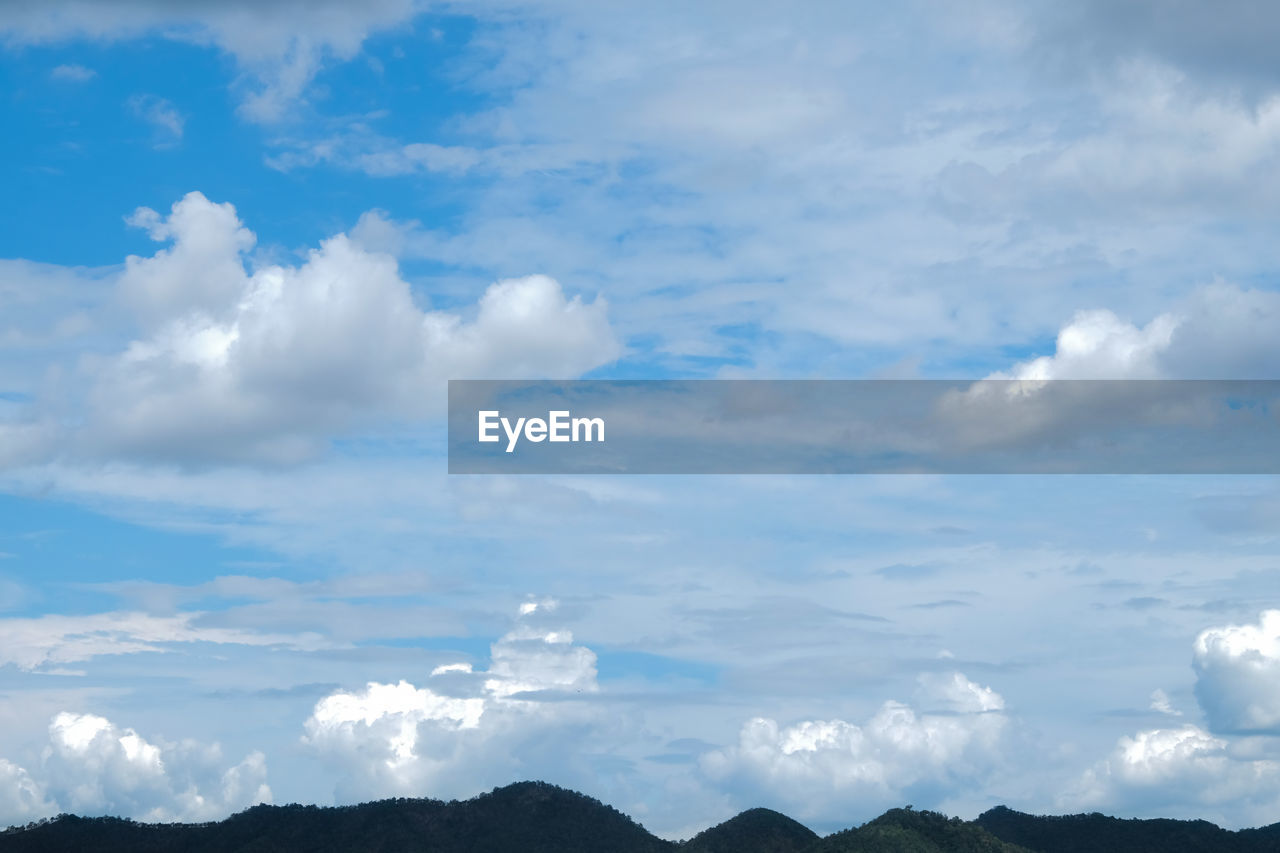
top-left (684, 807), bottom-right (818, 852)
top-left (810, 807), bottom-right (1031, 852)
top-left (2, 782), bottom-right (1278, 852)
top-left (0, 782), bottom-right (669, 853)
top-left (974, 805), bottom-right (1280, 853)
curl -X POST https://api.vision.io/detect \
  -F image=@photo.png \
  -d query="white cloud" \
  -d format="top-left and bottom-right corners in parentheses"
top-left (49, 63), bottom-right (94, 82)
top-left (0, 712), bottom-right (270, 826)
top-left (303, 604), bottom-right (602, 800)
top-left (1193, 610), bottom-right (1280, 734)
top-left (999, 309), bottom-right (1176, 380)
top-left (0, 759), bottom-right (54, 828)
top-left (995, 282), bottom-right (1280, 381)
top-left (1067, 724), bottom-right (1280, 819)
top-left (79, 191), bottom-right (619, 464)
top-left (1065, 612), bottom-right (1280, 824)
top-left (39, 711), bottom-right (270, 822)
top-left (699, 672), bottom-right (1008, 819)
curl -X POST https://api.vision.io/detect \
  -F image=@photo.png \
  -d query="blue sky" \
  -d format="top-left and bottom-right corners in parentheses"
top-left (2, 0), bottom-right (1280, 838)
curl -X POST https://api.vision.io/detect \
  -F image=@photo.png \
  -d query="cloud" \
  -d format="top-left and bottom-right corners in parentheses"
top-left (999, 309), bottom-right (1176, 380)
top-left (1149, 689), bottom-right (1182, 717)
top-left (303, 602), bottom-right (604, 801)
top-left (1066, 724), bottom-right (1280, 818)
top-left (266, 129), bottom-right (484, 177)
top-left (0, 759), bottom-right (54, 828)
top-left (39, 711), bottom-right (269, 822)
top-left (78, 191), bottom-right (619, 464)
top-left (1193, 610), bottom-right (1280, 734)
top-left (0, 0), bottom-right (421, 122)
top-left (1065, 612), bottom-right (1280, 823)
top-left (0, 712), bottom-right (270, 826)
top-left (698, 672), bottom-right (1008, 819)
top-left (126, 94), bottom-right (185, 146)
top-left (49, 63), bottom-right (94, 82)
top-left (0, 610), bottom-right (330, 671)
top-left (936, 57), bottom-right (1280, 225)
top-left (1039, 2), bottom-right (1280, 101)
top-left (992, 283), bottom-right (1280, 381)
top-left (924, 283), bottom-right (1280, 459)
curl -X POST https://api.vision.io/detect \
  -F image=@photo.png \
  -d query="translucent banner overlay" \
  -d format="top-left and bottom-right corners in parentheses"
top-left (448, 380), bottom-right (1280, 474)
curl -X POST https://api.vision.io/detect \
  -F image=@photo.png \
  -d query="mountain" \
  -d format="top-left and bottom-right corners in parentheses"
top-left (0, 782), bottom-right (672, 853)
top-left (810, 807), bottom-right (1031, 853)
top-left (975, 805), bottom-right (1280, 853)
top-left (684, 807), bottom-right (819, 852)
top-left (3, 783), bottom-right (1279, 852)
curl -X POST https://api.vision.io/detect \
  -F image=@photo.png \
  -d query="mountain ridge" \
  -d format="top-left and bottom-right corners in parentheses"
top-left (2, 781), bottom-right (1277, 852)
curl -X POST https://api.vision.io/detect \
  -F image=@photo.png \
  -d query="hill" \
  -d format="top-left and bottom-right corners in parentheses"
top-left (3, 782), bottom-right (1279, 852)
top-left (975, 805), bottom-right (1280, 853)
top-left (684, 807), bottom-right (819, 852)
top-left (0, 782), bottom-right (672, 853)
top-left (811, 807), bottom-right (1031, 853)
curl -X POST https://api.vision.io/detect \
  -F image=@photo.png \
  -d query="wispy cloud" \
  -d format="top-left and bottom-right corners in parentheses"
top-left (50, 63), bottom-right (95, 82)
top-left (127, 94), bottom-right (184, 146)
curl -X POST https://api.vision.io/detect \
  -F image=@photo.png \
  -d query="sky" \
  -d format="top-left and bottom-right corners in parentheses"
top-left (1, 0), bottom-right (1280, 839)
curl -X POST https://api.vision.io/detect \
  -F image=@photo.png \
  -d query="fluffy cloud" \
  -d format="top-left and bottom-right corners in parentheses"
top-left (698, 673), bottom-right (1008, 818)
top-left (303, 601), bottom-right (604, 800)
top-left (42, 712), bottom-right (270, 821)
top-left (1193, 610), bottom-right (1280, 734)
top-left (1065, 612), bottom-right (1280, 822)
top-left (927, 283), bottom-right (1280, 461)
top-left (1067, 724), bottom-right (1280, 818)
top-left (996, 283), bottom-right (1280, 380)
top-left (83, 192), bottom-right (619, 463)
top-left (0, 712), bottom-right (270, 826)
top-left (999, 309), bottom-right (1175, 380)
top-left (0, 759), bottom-right (54, 828)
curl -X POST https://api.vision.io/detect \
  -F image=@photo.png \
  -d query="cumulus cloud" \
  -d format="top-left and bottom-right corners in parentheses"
top-left (303, 602), bottom-right (603, 801)
top-left (927, 283), bottom-right (1280, 460)
top-left (0, 759), bottom-right (55, 828)
top-left (992, 283), bottom-right (1280, 381)
top-left (1193, 610), bottom-right (1280, 734)
top-left (0, 0), bottom-right (421, 122)
top-left (82, 191), bottom-right (619, 464)
top-left (40, 712), bottom-right (270, 822)
top-left (1067, 724), bottom-right (1280, 818)
top-left (999, 310), bottom-right (1175, 381)
top-left (1065, 612), bottom-right (1280, 822)
top-left (698, 672), bottom-right (1008, 818)
top-left (0, 712), bottom-right (269, 826)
